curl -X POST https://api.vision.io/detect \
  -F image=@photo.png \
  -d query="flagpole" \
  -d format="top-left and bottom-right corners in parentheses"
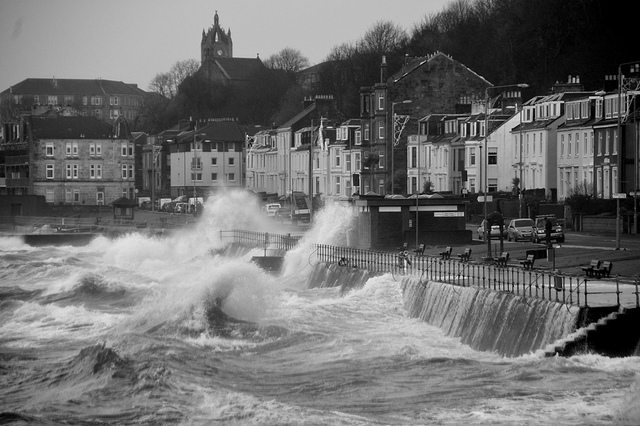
top-left (309, 119), bottom-right (314, 220)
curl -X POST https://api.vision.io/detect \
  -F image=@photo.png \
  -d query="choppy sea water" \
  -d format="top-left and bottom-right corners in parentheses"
top-left (1, 191), bottom-right (639, 425)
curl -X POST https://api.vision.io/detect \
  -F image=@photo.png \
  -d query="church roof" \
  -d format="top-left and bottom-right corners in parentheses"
top-left (205, 57), bottom-right (265, 82)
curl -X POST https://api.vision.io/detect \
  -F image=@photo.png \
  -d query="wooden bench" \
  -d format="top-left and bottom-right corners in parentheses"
top-left (457, 248), bottom-right (472, 262)
top-left (581, 259), bottom-right (601, 277)
top-left (495, 252), bottom-right (509, 267)
top-left (414, 243), bottom-right (425, 256)
top-left (519, 254), bottom-right (535, 270)
top-left (398, 242), bottom-right (408, 252)
top-left (594, 261), bottom-right (613, 278)
top-left (438, 246), bottom-right (452, 260)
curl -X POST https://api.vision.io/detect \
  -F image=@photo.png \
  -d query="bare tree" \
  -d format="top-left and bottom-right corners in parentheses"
top-left (264, 47), bottom-right (310, 73)
top-left (360, 20), bottom-right (408, 54)
top-left (148, 59), bottom-right (200, 98)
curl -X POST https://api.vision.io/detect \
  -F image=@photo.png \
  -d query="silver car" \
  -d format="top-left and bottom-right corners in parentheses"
top-left (507, 218), bottom-right (534, 241)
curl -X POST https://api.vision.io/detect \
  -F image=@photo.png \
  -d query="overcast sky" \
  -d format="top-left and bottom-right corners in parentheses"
top-left (0, 0), bottom-right (451, 92)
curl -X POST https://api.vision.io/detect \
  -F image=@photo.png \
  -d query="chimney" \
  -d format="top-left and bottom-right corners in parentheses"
top-left (380, 56), bottom-right (387, 83)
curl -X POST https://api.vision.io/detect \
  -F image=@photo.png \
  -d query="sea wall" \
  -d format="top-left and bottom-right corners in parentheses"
top-left (401, 276), bottom-right (581, 357)
top-left (307, 262), bottom-right (372, 295)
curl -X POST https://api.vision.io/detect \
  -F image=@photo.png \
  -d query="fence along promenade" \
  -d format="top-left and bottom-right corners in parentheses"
top-left (314, 243), bottom-right (640, 309)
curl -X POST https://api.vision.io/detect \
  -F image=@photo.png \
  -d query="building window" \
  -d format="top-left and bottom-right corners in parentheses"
top-left (335, 150), bottom-right (341, 167)
top-left (96, 164), bottom-right (102, 179)
top-left (228, 157), bottom-right (235, 166)
top-left (72, 143), bottom-right (78, 156)
top-left (410, 146), bottom-right (417, 168)
top-left (378, 123), bottom-right (385, 139)
top-left (46, 164), bottom-right (54, 179)
top-left (73, 164), bottom-right (79, 179)
top-left (211, 157), bottom-right (217, 166)
top-left (488, 178), bottom-right (498, 192)
top-left (83, 96), bottom-right (88, 105)
top-left (47, 95), bottom-right (58, 105)
top-left (90, 164), bottom-right (96, 179)
top-left (46, 188), bottom-right (54, 203)
top-left (96, 192), bottom-right (104, 205)
top-left (91, 96), bottom-right (102, 105)
top-left (191, 173), bottom-right (202, 181)
top-left (228, 173), bottom-right (235, 181)
top-left (335, 175), bottom-right (341, 195)
top-left (378, 94), bottom-right (385, 110)
top-left (354, 152), bottom-right (361, 171)
top-left (110, 96), bottom-right (119, 106)
top-left (66, 164), bottom-right (72, 179)
top-left (65, 188), bottom-right (72, 203)
top-left (89, 143), bottom-right (95, 156)
top-left (122, 165), bottom-right (128, 179)
top-left (469, 147), bottom-right (476, 166)
top-left (46, 143), bottom-right (54, 157)
top-left (488, 148), bottom-right (497, 165)
top-left (66, 143), bottom-right (72, 157)
top-left (355, 130), bottom-right (361, 145)
top-left (211, 173), bottom-right (218, 181)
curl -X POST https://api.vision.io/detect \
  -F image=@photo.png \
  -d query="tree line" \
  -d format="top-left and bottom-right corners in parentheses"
top-left (138, 0), bottom-right (635, 133)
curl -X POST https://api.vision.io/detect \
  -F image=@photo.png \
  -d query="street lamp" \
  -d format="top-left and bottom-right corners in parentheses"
top-left (391, 100), bottom-right (412, 194)
top-left (483, 83), bottom-right (529, 259)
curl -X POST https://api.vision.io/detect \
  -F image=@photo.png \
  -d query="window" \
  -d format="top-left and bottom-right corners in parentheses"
top-left (96, 164), bottom-right (102, 179)
top-left (378, 123), bottom-right (385, 139)
top-left (96, 143), bottom-right (102, 156)
top-left (66, 164), bottom-right (72, 179)
top-left (46, 164), bottom-right (54, 179)
top-left (46, 143), bottom-right (54, 157)
top-left (596, 98), bottom-right (603, 118)
top-left (96, 192), bottom-right (104, 205)
top-left (575, 133), bottom-right (580, 157)
top-left (91, 96), bottom-right (102, 105)
top-left (355, 130), bottom-right (361, 145)
top-left (122, 165), bottom-right (128, 179)
top-left (488, 178), bottom-right (498, 193)
top-left (228, 157), bottom-right (235, 166)
top-left (110, 96), bottom-right (119, 106)
top-left (335, 175), bottom-right (341, 195)
top-left (568, 133), bottom-right (572, 156)
top-left (191, 173), bottom-right (202, 181)
top-left (469, 148), bottom-right (476, 166)
top-left (128, 164), bottom-right (133, 178)
top-left (211, 173), bottom-right (218, 181)
top-left (122, 143), bottom-right (128, 156)
top-left (46, 188), bottom-right (54, 203)
top-left (363, 123), bottom-right (370, 141)
top-left (73, 189), bottom-right (80, 203)
top-left (346, 153), bottom-right (351, 172)
top-left (488, 148), bottom-right (497, 165)
top-left (34, 95), bottom-right (40, 104)
top-left (73, 164), bottom-right (79, 179)
top-left (211, 157), bottom-right (217, 166)
top-left (83, 96), bottom-right (88, 106)
top-left (354, 152), bottom-right (361, 171)
top-left (334, 150), bottom-right (341, 167)
top-left (228, 173), bottom-right (235, 182)
top-left (378, 94), bottom-right (385, 110)
top-left (47, 95), bottom-right (58, 105)
top-left (66, 143), bottom-right (72, 157)
top-left (65, 188), bottom-right (72, 203)
top-left (192, 157), bottom-right (202, 170)
top-left (410, 146), bottom-right (417, 168)
top-left (72, 143), bottom-right (78, 156)
top-left (89, 143), bottom-right (95, 156)
top-left (90, 164), bottom-right (96, 179)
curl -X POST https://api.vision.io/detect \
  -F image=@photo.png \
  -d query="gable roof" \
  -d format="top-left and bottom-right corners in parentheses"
top-left (205, 57), bottom-right (265, 82)
top-left (29, 115), bottom-right (116, 139)
top-left (391, 51), bottom-right (492, 86)
top-left (3, 78), bottom-right (146, 96)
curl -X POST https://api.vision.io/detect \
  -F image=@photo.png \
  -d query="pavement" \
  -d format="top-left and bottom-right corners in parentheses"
top-left (79, 208), bottom-right (640, 281)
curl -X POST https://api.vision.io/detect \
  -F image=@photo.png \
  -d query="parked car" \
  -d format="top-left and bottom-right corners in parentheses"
top-left (263, 203), bottom-right (281, 217)
top-left (533, 215), bottom-right (565, 243)
top-left (506, 218), bottom-right (535, 241)
top-left (477, 219), bottom-right (507, 240)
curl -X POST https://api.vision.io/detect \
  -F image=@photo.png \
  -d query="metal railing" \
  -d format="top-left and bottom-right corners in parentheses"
top-left (315, 243), bottom-right (640, 309)
top-left (220, 229), bottom-right (301, 251)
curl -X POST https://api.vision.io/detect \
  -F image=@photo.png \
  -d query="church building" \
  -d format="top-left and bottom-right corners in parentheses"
top-left (198, 11), bottom-right (265, 84)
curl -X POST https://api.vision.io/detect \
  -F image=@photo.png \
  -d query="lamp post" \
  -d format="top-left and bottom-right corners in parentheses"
top-left (391, 100), bottom-right (412, 194)
top-left (483, 83), bottom-right (529, 259)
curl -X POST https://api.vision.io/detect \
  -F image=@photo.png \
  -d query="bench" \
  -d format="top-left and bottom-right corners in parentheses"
top-left (398, 242), bottom-right (408, 252)
top-left (414, 244), bottom-right (426, 256)
top-left (457, 248), bottom-right (472, 262)
top-left (581, 259), bottom-right (601, 277)
top-left (520, 254), bottom-right (535, 270)
top-left (438, 246), bottom-right (452, 260)
top-left (594, 261), bottom-right (613, 278)
top-left (495, 252), bottom-right (509, 267)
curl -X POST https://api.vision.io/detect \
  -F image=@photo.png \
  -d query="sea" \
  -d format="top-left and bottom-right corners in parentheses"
top-left (1, 190), bottom-right (639, 425)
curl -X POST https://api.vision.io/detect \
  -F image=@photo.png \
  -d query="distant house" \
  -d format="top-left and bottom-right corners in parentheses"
top-left (0, 115), bottom-right (135, 205)
top-left (0, 78), bottom-right (146, 124)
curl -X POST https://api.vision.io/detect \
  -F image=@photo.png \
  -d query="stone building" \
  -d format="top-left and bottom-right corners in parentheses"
top-left (0, 115), bottom-right (135, 205)
top-left (197, 11), bottom-right (265, 85)
top-left (0, 78), bottom-right (146, 124)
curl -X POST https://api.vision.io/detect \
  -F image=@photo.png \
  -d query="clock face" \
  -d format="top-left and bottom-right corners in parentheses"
top-left (217, 49), bottom-right (224, 56)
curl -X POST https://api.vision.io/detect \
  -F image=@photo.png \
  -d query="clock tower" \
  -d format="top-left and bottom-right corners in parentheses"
top-left (201, 11), bottom-right (233, 62)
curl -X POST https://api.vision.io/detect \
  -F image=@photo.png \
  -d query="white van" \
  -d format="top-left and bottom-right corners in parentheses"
top-left (264, 203), bottom-right (281, 217)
